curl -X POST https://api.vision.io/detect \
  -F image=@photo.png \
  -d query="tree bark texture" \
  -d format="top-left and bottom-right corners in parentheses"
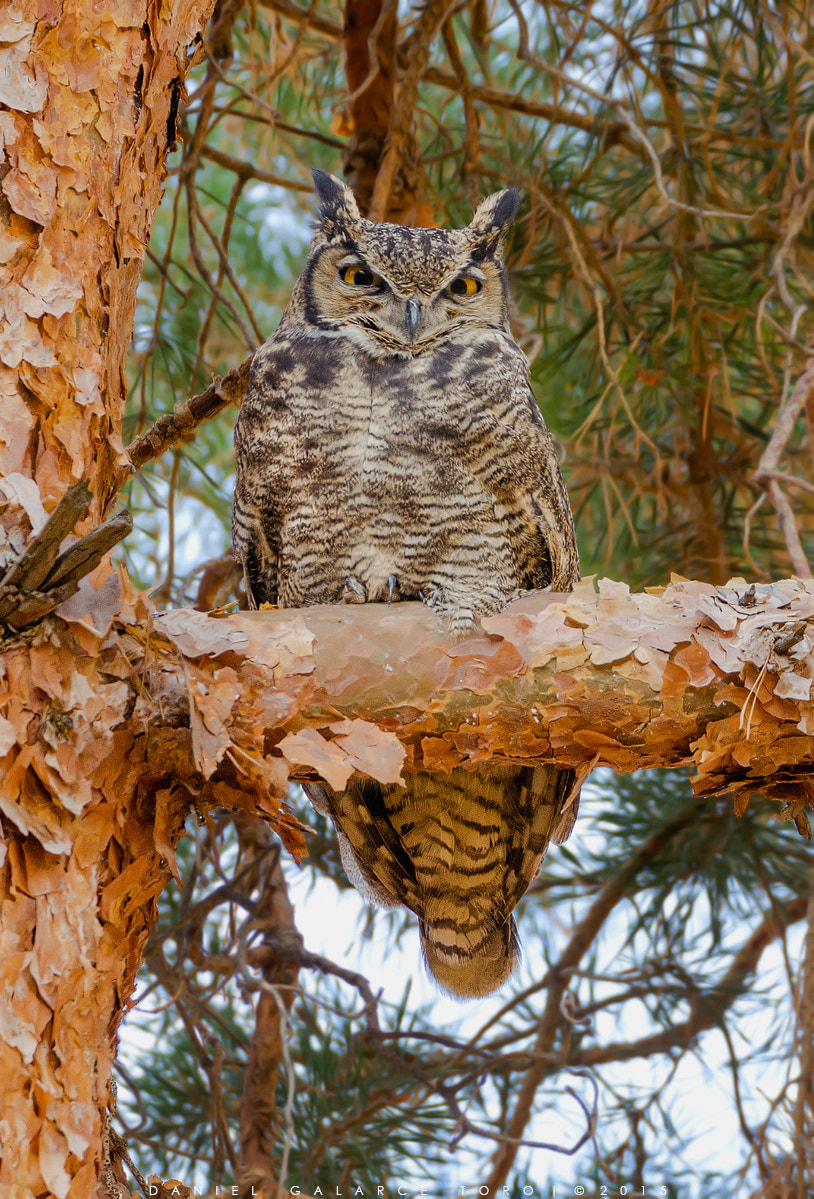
top-left (13, 573), bottom-right (806, 834)
top-left (4, 566), bottom-right (814, 1193)
top-left (0, 0), bottom-right (216, 1193)
top-left (0, 0), bottom-right (215, 520)
top-left (141, 578), bottom-right (814, 832)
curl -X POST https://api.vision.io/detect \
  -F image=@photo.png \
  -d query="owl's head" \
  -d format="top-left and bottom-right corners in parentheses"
top-left (294, 170), bottom-right (522, 356)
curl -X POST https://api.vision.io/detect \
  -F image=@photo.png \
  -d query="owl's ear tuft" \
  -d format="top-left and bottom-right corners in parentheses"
top-left (311, 169), bottom-right (363, 241)
top-left (466, 188), bottom-right (523, 259)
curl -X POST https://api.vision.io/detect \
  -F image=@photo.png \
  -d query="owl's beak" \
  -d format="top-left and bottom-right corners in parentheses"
top-left (404, 297), bottom-right (421, 341)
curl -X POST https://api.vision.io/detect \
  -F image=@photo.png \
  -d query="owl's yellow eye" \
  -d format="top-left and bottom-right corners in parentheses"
top-left (447, 276), bottom-right (481, 297)
top-left (341, 264), bottom-right (382, 287)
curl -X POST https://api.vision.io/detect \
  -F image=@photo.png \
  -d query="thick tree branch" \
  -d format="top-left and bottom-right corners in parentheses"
top-left (4, 552), bottom-right (814, 1192)
top-left (140, 576), bottom-right (814, 821)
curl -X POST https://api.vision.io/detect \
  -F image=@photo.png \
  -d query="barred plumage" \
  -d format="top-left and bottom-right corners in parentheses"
top-left (307, 766), bottom-right (577, 997)
top-left (233, 171), bottom-right (580, 997)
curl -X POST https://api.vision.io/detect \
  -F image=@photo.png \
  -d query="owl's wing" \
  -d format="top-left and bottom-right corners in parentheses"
top-left (303, 779), bottom-right (420, 913)
top-left (232, 340), bottom-right (288, 608)
top-left (467, 339), bottom-right (579, 594)
top-left (508, 379), bottom-right (581, 593)
top-left (502, 764), bottom-right (580, 914)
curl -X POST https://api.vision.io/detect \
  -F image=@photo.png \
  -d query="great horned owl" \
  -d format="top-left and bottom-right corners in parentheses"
top-left (233, 171), bottom-right (580, 997)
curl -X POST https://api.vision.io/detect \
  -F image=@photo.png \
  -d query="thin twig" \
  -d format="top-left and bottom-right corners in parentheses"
top-left (768, 480), bottom-right (812, 577)
top-left (200, 145), bottom-right (312, 190)
top-left (185, 178), bottom-right (258, 351)
top-left (571, 894), bottom-right (810, 1068)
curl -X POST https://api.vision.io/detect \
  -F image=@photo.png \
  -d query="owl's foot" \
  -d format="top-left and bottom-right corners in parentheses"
top-left (418, 586), bottom-right (442, 609)
top-left (419, 584), bottom-right (520, 636)
top-left (387, 574), bottom-right (399, 603)
top-left (342, 576), bottom-right (368, 604)
top-left (419, 586), bottom-right (479, 636)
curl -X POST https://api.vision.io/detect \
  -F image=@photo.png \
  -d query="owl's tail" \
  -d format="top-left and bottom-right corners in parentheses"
top-left (418, 909), bottom-right (520, 998)
top-left (407, 765), bottom-right (576, 998)
top-left (306, 763), bottom-right (578, 1000)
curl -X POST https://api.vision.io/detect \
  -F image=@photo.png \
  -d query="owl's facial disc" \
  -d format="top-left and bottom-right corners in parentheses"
top-left (322, 248), bottom-right (502, 350)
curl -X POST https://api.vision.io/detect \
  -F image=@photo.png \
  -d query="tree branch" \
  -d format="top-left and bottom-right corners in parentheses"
top-left (367, 0), bottom-right (456, 221)
top-left (126, 355), bottom-right (253, 471)
top-left (484, 793), bottom-right (707, 1185)
top-left (258, 0), bottom-right (342, 40)
top-left (0, 480), bottom-right (91, 593)
top-left (570, 893), bottom-right (809, 1067)
top-left (0, 482), bottom-right (133, 631)
top-left (200, 145), bottom-right (312, 190)
top-left (341, 0), bottom-right (398, 214)
top-left (138, 575), bottom-right (814, 818)
top-left (236, 831), bottom-right (302, 1196)
top-left (256, 0), bottom-right (642, 152)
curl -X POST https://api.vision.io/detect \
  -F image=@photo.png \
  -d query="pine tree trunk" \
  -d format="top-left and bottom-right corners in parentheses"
top-left (0, 1), bottom-right (215, 1193)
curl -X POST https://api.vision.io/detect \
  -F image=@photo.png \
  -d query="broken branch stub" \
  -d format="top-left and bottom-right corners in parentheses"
top-left (0, 482), bottom-right (133, 631)
top-left (0, 480), bottom-right (92, 593)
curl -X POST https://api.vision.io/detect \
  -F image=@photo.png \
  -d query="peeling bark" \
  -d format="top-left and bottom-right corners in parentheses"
top-left (0, 616), bottom-right (198, 1196)
top-left (139, 578), bottom-right (814, 829)
top-left (7, 573), bottom-right (807, 854)
top-left (0, 0), bottom-right (217, 1191)
top-left (0, 0), bottom-right (216, 520)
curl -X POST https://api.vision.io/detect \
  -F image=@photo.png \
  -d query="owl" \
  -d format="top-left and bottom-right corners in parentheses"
top-left (233, 171), bottom-right (581, 997)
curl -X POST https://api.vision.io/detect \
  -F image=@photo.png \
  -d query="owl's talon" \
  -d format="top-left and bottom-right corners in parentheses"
top-left (242, 564), bottom-right (258, 611)
top-left (387, 574), bottom-right (399, 603)
top-left (343, 576), bottom-right (367, 604)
